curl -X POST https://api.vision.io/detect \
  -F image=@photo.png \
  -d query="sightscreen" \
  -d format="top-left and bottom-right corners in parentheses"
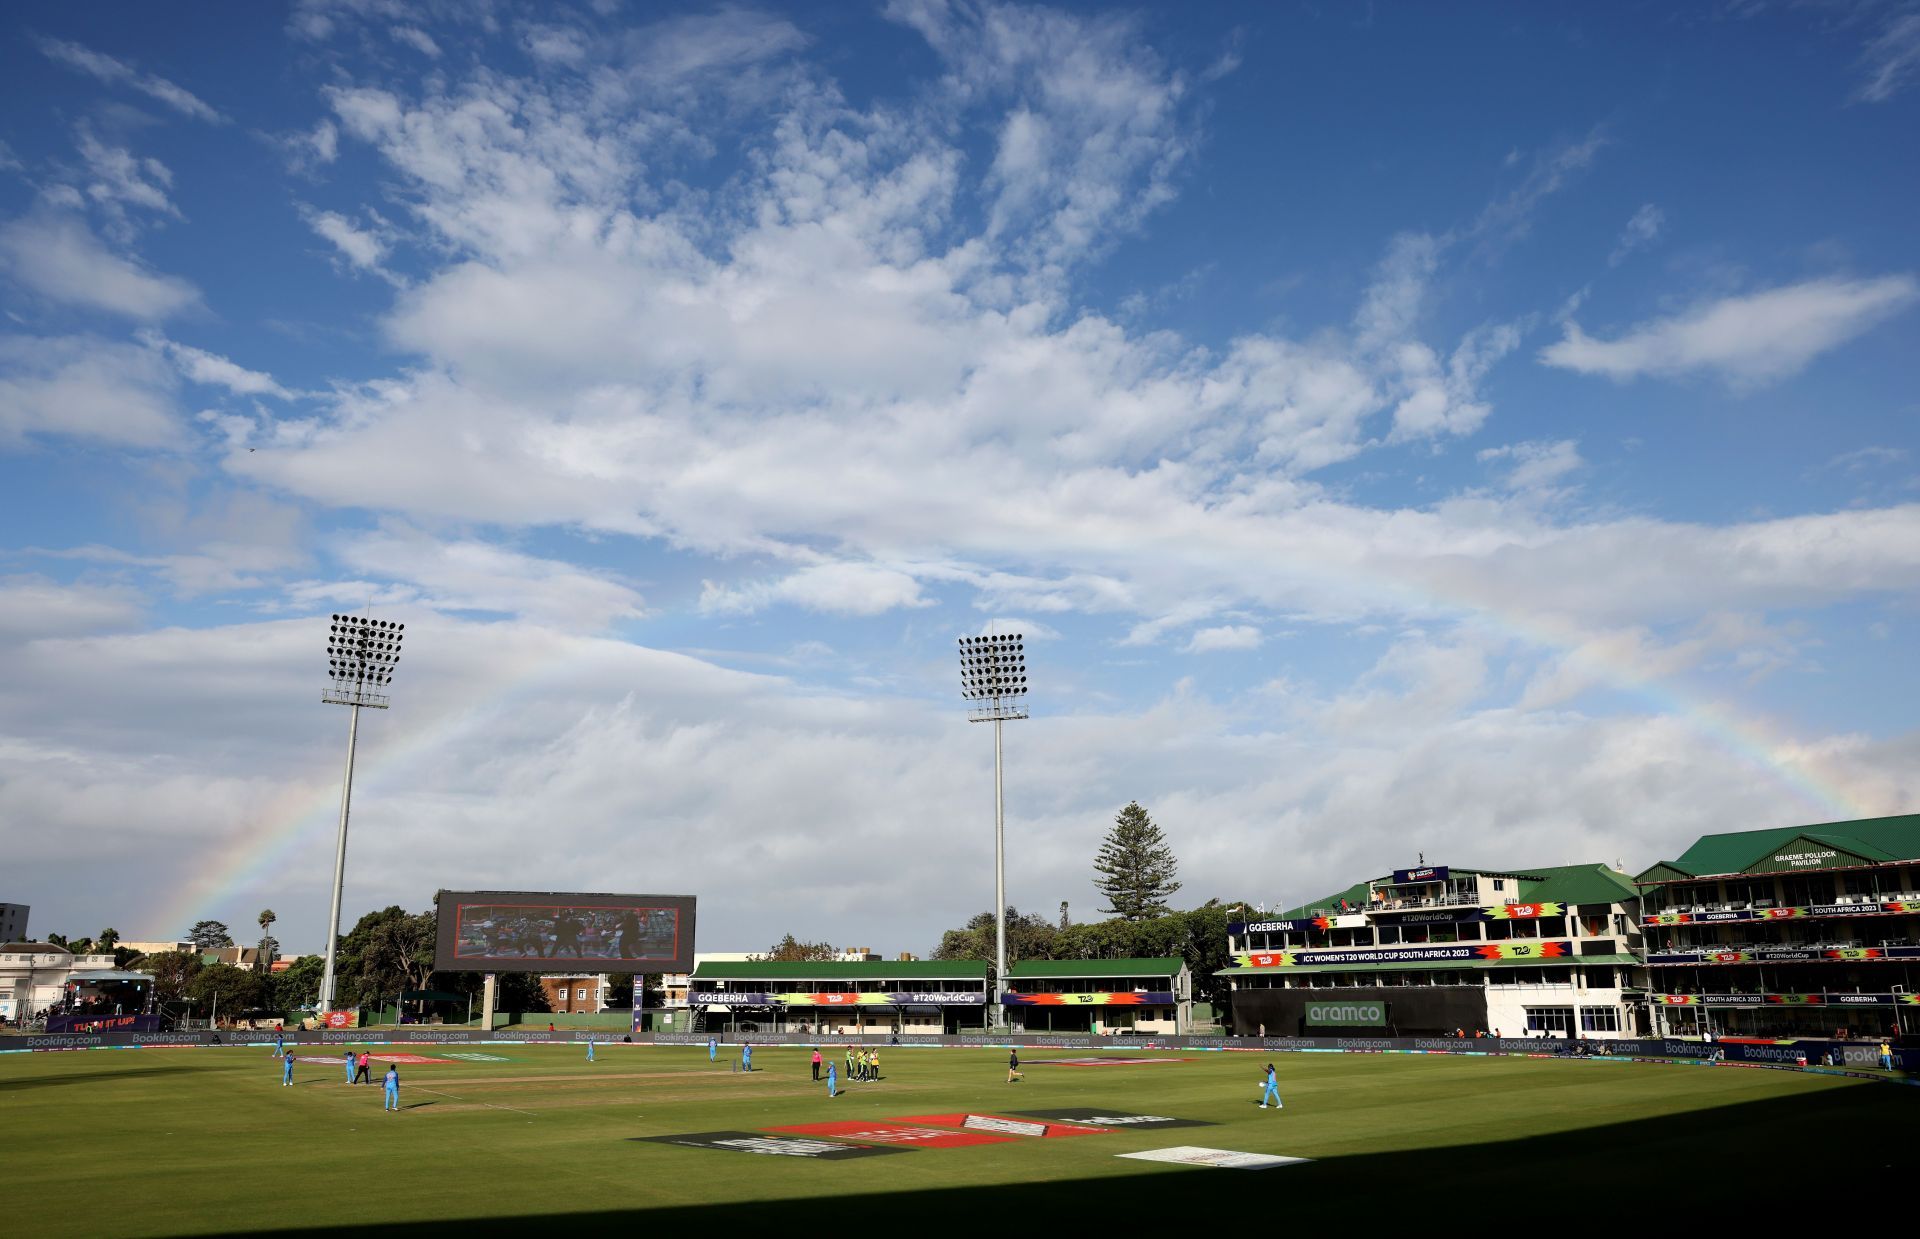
top-left (434, 891), bottom-right (696, 973)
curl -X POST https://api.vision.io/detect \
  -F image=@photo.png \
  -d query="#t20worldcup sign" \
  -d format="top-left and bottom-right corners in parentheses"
top-left (435, 890), bottom-right (696, 973)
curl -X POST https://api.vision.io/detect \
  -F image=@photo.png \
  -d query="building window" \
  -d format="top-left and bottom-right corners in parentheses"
top-left (576, 987), bottom-right (587, 1001)
top-left (1524, 1006), bottom-right (1575, 1034)
top-left (1492, 879), bottom-right (1506, 892)
top-left (1581, 1008), bottom-right (1621, 1032)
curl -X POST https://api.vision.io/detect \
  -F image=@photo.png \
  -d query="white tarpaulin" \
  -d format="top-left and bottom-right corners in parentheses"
top-left (1116, 1146), bottom-right (1311, 1170)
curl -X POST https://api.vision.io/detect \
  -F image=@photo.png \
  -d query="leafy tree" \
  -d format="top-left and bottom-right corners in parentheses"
top-left (1093, 801), bottom-right (1182, 920)
top-left (601, 974), bottom-right (664, 1011)
top-left (496, 973), bottom-right (549, 1014)
top-left (66, 936), bottom-right (96, 956)
top-left (141, 951), bottom-right (202, 1004)
top-left (335, 907), bottom-right (436, 1007)
top-left (46, 932), bottom-right (68, 949)
top-left (187, 963), bottom-right (264, 1014)
top-left (255, 910), bottom-right (277, 973)
top-left (270, 955), bottom-right (325, 1012)
top-left (931, 907), bottom-right (1058, 979)
top-left (1177, 899), bottom-right (1242, 1007)
top-left (188, 920), bottom-right (234, 950)
top-left (1059, 902), bottom-right (1071, 930)
top-left (97, 928), bottom-right (120, 950)
top-left (754, 934), bottom-right (838, 963)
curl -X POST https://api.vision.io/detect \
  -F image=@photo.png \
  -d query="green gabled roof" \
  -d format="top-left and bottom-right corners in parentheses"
top-left (1636, 861), bottom-right (1697, 883)
top-left (1646, 813), bottom-right (1920, 879)
top-left (1517, 864), bottom-right (1639, 907)
top-left (1007, 957), bottom-right (1184, 979)
top-left (691, 960), bottom-right (988, 981)
top-left (1214, 953), bottom-right (1639, 976)
top-left (1799, 831), bottom-right (1898, 862)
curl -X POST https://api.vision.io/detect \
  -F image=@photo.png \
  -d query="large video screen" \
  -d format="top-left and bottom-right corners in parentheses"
top-left (434, 891), bottom-right (696, 973)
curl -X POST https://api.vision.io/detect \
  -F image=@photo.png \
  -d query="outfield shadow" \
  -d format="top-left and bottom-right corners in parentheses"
top-left (179, 1082), bottom-right (1914, 1234)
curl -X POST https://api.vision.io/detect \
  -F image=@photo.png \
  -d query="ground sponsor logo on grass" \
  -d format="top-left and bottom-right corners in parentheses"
top-left (897, 1112), bottom-right (1111, 1138)
top-left (368, 1054), bottom-right (457, 1065)
top-left (767, 1121), bottom-right (1015, 1148)
top-left (1117, 1146), bottom-right (1311, 1170)
top-left (962, 1115), bottom-right (1050, 1136)
top-left (634, 1131), bottom-right (908, 1159)
top-left (445, 1052), bottom-right (511, 1061)
top-left (292, 1055), bottom-right (349, 1064)
top-left (1010, 1109), bottom-right (1214, 1129)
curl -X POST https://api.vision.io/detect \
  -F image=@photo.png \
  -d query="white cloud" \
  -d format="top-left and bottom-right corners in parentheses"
top-left (141, 332), bottom-right (292, 399)
top-left (1826, 445), bottom-right (1909, 472)
top-left (327, 528), bottom-right (648, 631)
top-left (0, 576), bottom-right (145, 640)
top-left (0, 334), bottom-right (180, 447)
top-left (0, 212), bottom-right (200, 320)
top-left (281, 120), bottom-right (340, 174)
top-left (299, 206), bottom-right (395, 279)
top-left (1855, 11), bottom-right (1920, 103)
top-left (701, 562), bottom-right (933, 617)
top-left (971, 617), bottom-right (1062, 640)
top-left (1608, 203), bottom-right (1665, 266)
top-left (1468, 130), bottom-right (1605, 251)
top-left (1478, 439), bottom-right (1583, 494)
top-left (35, 37), bottom-right (225, 123)
top-left (390, 25), bottom-right (441, 57)
top-left (74, 125), bottom-right (180, 221)
top-left (890, 1), bottom-right (1192, 278)
top-left (1540, 275), bottom-right (1919, 388)
top-left (1184, 624), bottom-right (1261, 653)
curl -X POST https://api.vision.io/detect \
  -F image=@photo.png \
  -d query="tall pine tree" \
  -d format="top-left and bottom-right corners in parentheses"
top-left (1093, 801), bottom-right (1182, 920)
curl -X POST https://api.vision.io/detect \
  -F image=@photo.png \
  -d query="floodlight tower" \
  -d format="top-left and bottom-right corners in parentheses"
top-left (957, 632), bottom-right (1028, 1029)
top-left (318, 614), bottom-right (405, 1015)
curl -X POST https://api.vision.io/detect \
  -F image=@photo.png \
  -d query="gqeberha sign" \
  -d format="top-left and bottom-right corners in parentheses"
top-left (1304, 1001), bottom-right (1387, 1027)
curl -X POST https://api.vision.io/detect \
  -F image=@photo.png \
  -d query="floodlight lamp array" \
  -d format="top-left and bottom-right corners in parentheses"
top-left (957, 633), bottom-right (1027, 702)
top-left (324, 614), bottom-right (403, 707)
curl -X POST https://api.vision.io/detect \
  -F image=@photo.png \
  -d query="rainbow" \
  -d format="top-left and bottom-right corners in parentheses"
top-left (153, 580), bottom-right (1883, 937)
top-left (149, 645), bottom-right (549, 940)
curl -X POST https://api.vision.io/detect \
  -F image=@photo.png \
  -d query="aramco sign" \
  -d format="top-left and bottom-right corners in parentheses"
top-left (1304, 1000), bottom-right (1387, 1027)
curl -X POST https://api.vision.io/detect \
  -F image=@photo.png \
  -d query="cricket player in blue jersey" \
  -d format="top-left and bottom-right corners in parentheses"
top-left (342, 1048), bottom-right (355, 1084)
top-left (826, 1060), bottom-right (837, 1098)
top-left (383, 1065), bottom-right (400, 1112)
top-left (586, 1033), bottom-right (595, 1063)
top-left (282, 1051), bottom-right (295, 1087)
top-left (740, 1040), bottom-right (752, 1072)
top-left (708, 1036), bottom-right (717, 1062)
top-left (1258, 1062), bottom-right (1282, 1110)
top-left (274, 1031), bottom-right (285, 1057)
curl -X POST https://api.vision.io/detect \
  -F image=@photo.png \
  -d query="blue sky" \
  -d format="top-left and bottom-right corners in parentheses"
top-left (3, 1), bottom-right (1917, 953)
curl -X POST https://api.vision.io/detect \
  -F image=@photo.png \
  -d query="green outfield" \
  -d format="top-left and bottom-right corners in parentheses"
top-left (5, 1044), bottom-right (1911, 1234)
